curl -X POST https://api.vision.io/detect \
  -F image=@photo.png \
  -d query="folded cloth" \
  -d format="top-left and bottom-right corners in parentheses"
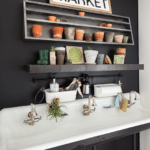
top-left (115, 93), bottom-right (125, 108)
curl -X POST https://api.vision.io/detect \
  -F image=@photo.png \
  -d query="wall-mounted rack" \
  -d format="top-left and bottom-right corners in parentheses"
top-left (33, 73), bottom-right (123, 83)
top-left (23, 0), bottom-right (134, 45)
top-left (27, 64), bottom-right (144, 74)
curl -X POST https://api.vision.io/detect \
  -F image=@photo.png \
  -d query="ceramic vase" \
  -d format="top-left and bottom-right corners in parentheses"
top-left (85, 33), bottom-right (93, 41)
top-left (105, 32), bottom-right (114, 42)
top-left (48, 16), bottom-right (56, 21)
top-left (64, 27), bottom-right (75, 40)
top-left (32, 25), bottom-right (43, 38)
top-left (96, 54), bottom-right (105, 64)
top-left (75, 29), bottom-right (84, 40)
top-left (123, 36), bottom-right (129, 43)
top-left (84, 50), bottom-right (98, 64)
top-left (94, 32), bottom-right (104, 42)
top-left (114, 35), bottom-right (124, 43)
top-left (52, 27), bottom-right (63, 39)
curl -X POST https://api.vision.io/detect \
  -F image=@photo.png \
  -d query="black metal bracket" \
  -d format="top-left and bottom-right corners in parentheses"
top-left (33, 73), bottom-right (123, 83)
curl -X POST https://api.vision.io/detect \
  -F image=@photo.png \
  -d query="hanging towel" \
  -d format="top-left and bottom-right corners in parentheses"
top-left (115, 93), bottom-right (125, 108)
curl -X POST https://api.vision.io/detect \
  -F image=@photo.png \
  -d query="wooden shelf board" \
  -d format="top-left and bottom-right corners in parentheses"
top-left (27, 64), bottom-right (144, 73)
top-left (25, 0), bottom-right (130, 20)
top-left (25, 37), bottom-right (134, 45)
top-left (27, 18), bottom-right (131, 32)
top-left (26, 8), bottom-right (130, 25)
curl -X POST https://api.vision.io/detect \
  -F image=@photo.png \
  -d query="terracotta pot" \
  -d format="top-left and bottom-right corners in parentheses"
top-left (56, 19), bottom-right (60, 22)
top-left (123, 36), bottom-right (129, 43)
top-left (64, 27), bottom-right (75, 40)
top-left (114, 35), bottom-right (124, 43)
top-left (79, 12), bottom-right (85, 16)
top-left (32, 25), bottom-right (43, 38)
top-left (116, 48), bottom-right (126, 57)
top-left (105, 32), bottom-right (114, 42)
top-left (100, 23), bottom-right (107, 27)
top-left (75, 29), bottom-right (84, 40)
top-left (116, 48), bottom-right (126, 54)
top-left (94, 32), bottom-right (104, 42)
top-left (48, 16), bottom-right (56, 21)
top-left (52, 27), bottom-right (64, 39)
top-left (85, 33), bottom-right (93, 41)
top-left (106, 24), bottom-right (112, 28)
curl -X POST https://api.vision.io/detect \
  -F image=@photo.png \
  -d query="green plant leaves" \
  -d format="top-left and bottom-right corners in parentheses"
top-left (47, 101), bottom-right (66, 122)
top-left (88, 46), bottom-right (92, 50)
top-left (50, 46), bottom-right (55, 52)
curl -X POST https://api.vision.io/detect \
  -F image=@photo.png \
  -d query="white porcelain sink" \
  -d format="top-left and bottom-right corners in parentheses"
top-left (0, 93), bottom-right (150, 150)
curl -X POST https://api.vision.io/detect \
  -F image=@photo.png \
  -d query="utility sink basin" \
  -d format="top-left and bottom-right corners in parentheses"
top-left (0, 93), bottom-right (150, 150)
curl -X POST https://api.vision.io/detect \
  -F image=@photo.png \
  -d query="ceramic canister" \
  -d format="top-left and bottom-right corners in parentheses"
top-left (55, 47), bottom-right (66, 65)
top-left (96, 54), bottom-right (104, 64)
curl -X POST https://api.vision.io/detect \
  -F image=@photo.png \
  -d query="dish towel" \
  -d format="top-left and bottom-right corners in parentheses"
top-left (115, 92), bottom-right (125, 108)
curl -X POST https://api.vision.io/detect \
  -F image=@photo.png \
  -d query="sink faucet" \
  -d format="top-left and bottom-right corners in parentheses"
top-left (83, 95), bottom-right (97, 116)
top-left (24, 103), bottom-right (41, 126)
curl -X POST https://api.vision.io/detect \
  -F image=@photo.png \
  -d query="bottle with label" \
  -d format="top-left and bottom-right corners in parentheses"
top-left (50, 79), bottom-right (59, 92)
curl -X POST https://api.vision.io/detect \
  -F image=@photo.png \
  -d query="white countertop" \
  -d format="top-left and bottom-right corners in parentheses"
top-left (0, 93), bottom-right (150, 150)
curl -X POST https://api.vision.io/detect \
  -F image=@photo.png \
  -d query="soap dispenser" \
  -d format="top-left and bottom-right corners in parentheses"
top-left (83, 74), bottom-right (90, 95)
top-left (50, 78), bottom-right (59, 92)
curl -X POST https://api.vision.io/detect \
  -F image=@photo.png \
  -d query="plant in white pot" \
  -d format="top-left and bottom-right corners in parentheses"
top-left (84, 46), bottom-right (98, 64)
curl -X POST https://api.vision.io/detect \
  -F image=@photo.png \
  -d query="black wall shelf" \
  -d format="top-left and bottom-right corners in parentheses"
top-left (27, 64), bottom-right (144, 73)
top-left (24, 0), bottom-right (134, 45)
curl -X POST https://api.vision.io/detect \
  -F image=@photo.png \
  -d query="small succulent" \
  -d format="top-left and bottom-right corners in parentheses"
top-left (88, 46), bottom-right (92, 50)
top-left (67, 59), bottom-right (72, 64)
top-left (50, 46), bottom-right (55, 52)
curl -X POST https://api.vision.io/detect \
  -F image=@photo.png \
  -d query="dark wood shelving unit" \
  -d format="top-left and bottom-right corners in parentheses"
top-left (27, 64), bottom-right (144, 73)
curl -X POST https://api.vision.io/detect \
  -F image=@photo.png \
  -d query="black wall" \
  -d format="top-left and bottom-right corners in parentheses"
top-left (0, 0), bottom-right (139, 110)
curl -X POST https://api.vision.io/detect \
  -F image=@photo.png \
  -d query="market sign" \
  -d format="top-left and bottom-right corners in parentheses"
top-left (50, 0), bottom-right (112, 14)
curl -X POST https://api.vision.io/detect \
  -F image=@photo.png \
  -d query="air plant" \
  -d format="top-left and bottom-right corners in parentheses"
top-left (47, 98), bottom-right (67, 122)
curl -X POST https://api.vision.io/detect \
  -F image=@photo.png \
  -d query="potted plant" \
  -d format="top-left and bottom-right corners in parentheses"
top-left (84, 46), bottom-right (98, 64)
top-left (50, 46), bottom-right (56, 65)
